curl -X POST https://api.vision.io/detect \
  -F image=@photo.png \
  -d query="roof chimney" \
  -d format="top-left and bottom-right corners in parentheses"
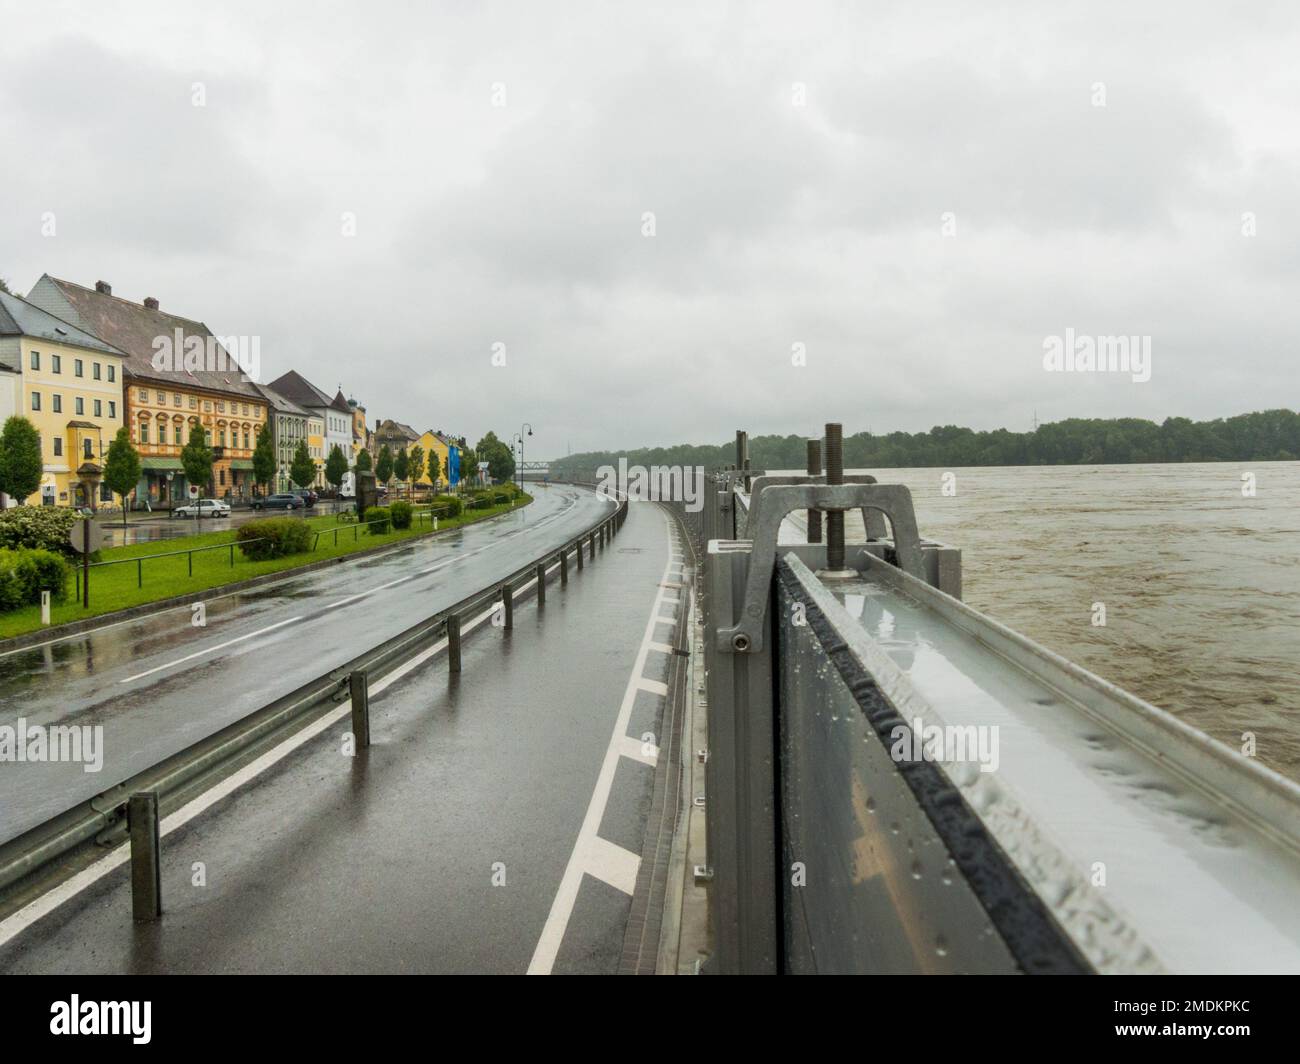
top-left (94, 280), bottom-right (112, 295)
top-left (143, 297), bottom-right (159, 310)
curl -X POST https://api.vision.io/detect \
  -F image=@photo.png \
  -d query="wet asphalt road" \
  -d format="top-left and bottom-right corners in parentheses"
top-left (0, 502), bottom-right (683, 973)
top-left (0, 485), bottom-right (615, 844)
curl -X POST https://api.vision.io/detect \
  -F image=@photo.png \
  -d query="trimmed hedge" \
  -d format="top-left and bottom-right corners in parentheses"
top-left (436, 495), bottom-right (463, 519)
top-left (0, 506), bottom-right (81, 558)
top-left (389, 501), bottom-right (413, 530)
top-left (236, 518), bottom-right (313, 561)
top-left (365, 506), bottom-right (391, 534)
top-left (0, 548), bottom-right (70, 612)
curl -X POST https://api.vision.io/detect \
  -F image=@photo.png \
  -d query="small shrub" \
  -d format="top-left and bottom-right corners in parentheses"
top-left (389, 501), bottom-right (413, 530)
top-left (236, 518), bottom-right (312, 561)
top-left (0, 548), bottom-right (69, 612)
top-left (437, 495), bottom-right (463, 519)
top-left (365, 506), bottom-right (391, 534)
top-left (0, 506), bottom-right (80, 557)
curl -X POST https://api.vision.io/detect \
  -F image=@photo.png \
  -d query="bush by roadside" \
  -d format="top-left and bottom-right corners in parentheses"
top-left (0, 506), bottom-right (80, 558)
top-left (0, 548), bottom-right (70, 612)
top-left (236, 518), bottom-right (313, 561)
top-left (365, 506), bottom-right (391, 534)
top-left (389, 501), bottom-right (413, 530)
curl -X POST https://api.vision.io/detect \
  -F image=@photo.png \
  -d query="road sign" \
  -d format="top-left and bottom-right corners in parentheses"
top-left (189, 485), bottom-right (200, 499)
top-left (67, 518), bottom-right (106, 554)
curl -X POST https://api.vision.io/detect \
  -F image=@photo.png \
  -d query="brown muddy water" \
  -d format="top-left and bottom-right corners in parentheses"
top-left (809, 462), bottom-right (1300, 782)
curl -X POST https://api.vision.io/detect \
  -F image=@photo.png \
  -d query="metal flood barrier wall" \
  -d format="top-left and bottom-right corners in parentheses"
top-left (694, 428), bottom-right (1300, 975)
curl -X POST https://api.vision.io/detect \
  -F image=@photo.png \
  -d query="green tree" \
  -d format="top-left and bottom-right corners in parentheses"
top-left (290, 439), bottom-right (316, 489)
top-left (102, 427), bottom-right (142, 529)
top-left (408, 445), bottom-right (425, 493)
top-left (376, 444), bottom-right (393, 487)
top-left (0, 416), bottom-right (43, 505)
top-left (325, 444), bottom-right (348, 493)
top-left (477, 432), bottom-right (515, 484)
top-left (252, 425), bottom-right (275, 496)
top-left (180, 422), bottom-right (214, 519)
top-left (355, 447), bottom-right (372, 473)
top-left (458, 446), bottom-right (477, 490)
top-left (0, 277), bottom-right (11, 295)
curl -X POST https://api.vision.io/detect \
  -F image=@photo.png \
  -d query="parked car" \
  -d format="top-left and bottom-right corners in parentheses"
top-left (290, 488), bottom-right (318, 507)
top-left (251, 493), bottom-right (302, 511)
top-left (174, 498), bottom-right (232, 518)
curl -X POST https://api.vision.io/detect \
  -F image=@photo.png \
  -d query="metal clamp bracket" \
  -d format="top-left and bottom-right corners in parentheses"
top-left (743, 474), bottom-right (888, 540)
top-left (716, 482), bottom-right (924, 654)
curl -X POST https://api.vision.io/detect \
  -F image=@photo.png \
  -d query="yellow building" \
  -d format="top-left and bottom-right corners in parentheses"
top-left (28, 277), bottom-right (270, 505)
top-left (0, 290), bottom-right (126, 507)
top-left (414, 431), bottom-right (465, 491)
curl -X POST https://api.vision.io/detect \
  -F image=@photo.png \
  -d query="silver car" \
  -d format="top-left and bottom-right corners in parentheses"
top-left (174, 498), bottom-right (232, 518)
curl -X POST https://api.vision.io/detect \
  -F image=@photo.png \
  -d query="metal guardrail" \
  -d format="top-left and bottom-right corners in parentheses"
top-left (0, 488), bottom-right (628, 909)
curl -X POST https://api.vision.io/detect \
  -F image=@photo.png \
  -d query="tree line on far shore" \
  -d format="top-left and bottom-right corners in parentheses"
top-left (550, 409), bottom-right (1300, 476)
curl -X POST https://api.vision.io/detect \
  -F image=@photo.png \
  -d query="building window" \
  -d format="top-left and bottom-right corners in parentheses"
top-left (75, 397), bottom-right (84, 415)
top-left (204, 401), bottom-right (212, 412)
top-left (157, 391), bottom-right (166, 404)
top-left (53, 437), bottom-right (63, 457)
top-left (217, 401), bottom-right (225, 413)
top-left (94, 399), bottom-right (102, 417)
top-left (139, 388), bottom-right (148, 402)
top-left (109, 401), bottom-right (116, 418)
top-left (107, 365), bottom-right (115, 382)
top-left (83, 439), bottom-right (93, 459)
top-left (30, 351), bottom-right (40, 370)
top-left (189, 396), bottom-right (197, 409)
top-left (174, 426), bottom-right (182, 445)
top-left (244, 432), bottom-right (250, 449)
top-left (139, 423), bottom-right (149, 444)
top-left (219, 469), bottom-right (226, 486)
top-left (75, 359), bottom-right (83, 377)
top-left (93, 363), bottom-right (101, 380)
top-left (174, 393), bottom-right (181, 406)
top-left (53, 354), bottom-right (62, 373)
top-left (52, 394), bottom-right (62, 413)
top-left (30, 392), bottom-right (40, 411)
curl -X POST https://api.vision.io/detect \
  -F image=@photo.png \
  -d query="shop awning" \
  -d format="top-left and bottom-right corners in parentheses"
top-left (229, 459), bottom-right (255, 471)
top-left (140, 457), bottom-right (185, 471)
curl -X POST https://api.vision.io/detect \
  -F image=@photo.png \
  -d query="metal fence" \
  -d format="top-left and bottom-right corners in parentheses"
top-left (71, 493), bottom-right (521, 605)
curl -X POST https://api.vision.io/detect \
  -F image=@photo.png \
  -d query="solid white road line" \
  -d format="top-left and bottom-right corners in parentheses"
top-left (527, 510), bottom-right (673, 976)
top-left (118, 616), bottom-right (303, 684)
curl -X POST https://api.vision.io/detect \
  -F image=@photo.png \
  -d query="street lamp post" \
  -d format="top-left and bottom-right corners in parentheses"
top-left (514, 423), bottom-right (533, 494)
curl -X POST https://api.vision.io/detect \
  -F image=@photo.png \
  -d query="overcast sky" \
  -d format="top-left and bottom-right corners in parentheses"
top-left (2, 1), bottom-right (1297, 457)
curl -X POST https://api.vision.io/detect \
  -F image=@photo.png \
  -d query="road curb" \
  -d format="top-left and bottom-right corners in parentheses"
top-left (0, 498), bottom-right (532, 655)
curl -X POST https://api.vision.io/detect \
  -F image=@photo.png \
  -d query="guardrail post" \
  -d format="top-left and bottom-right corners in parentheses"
top-left (349, 669), bottom-right (371, 748)
top-left (576, 540), bottom-right (584, 570)
top-left (588, 533), bottom-right (596, 561)
top-left (502, 583), bottom-right (514, 629)
top-left (560, 550), bottom-right (568, 585)
top-left (129, 791), bottom-right (162, 922)
top-left (536, 563), bottom-right (546, 606)
top-left (447, 614), bottom-right (461, 672)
